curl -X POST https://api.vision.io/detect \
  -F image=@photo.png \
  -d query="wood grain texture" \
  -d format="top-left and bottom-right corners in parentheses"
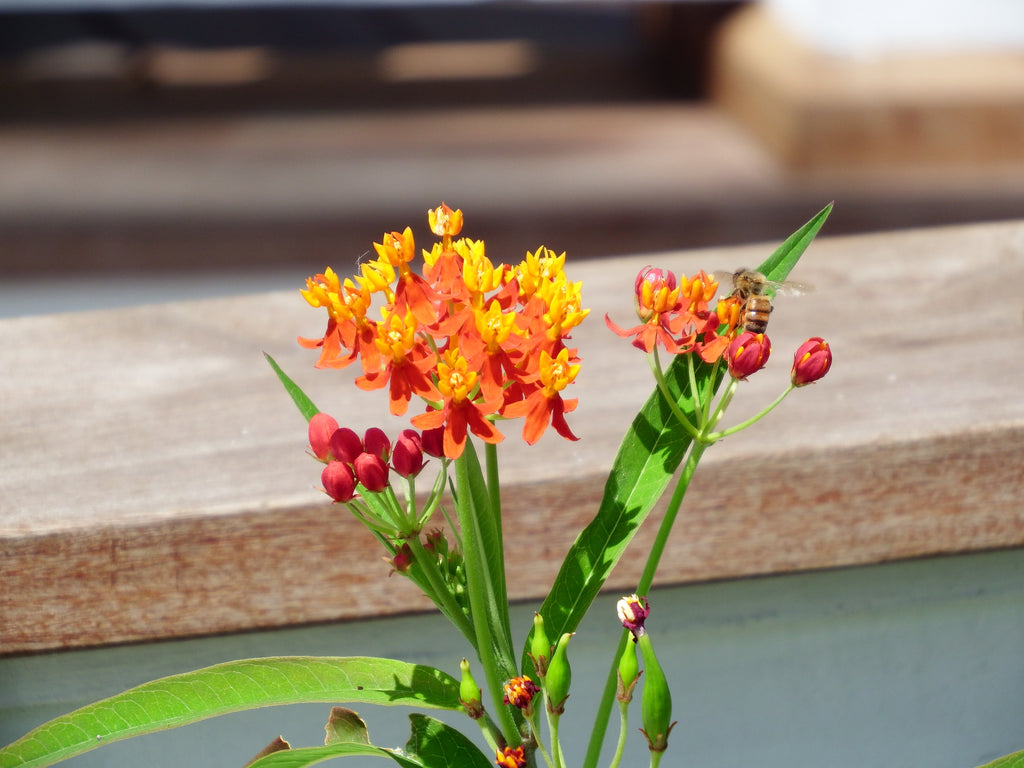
top-left (2, 220), bottom-right (1023, 654)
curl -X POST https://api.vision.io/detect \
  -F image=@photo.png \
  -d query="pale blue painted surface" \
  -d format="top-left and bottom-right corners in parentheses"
top-left (3, 549), bottom-right (1024, 768)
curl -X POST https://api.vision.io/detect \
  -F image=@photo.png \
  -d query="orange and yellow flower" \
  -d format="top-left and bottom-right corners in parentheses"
top-left (300, 206), bottom-right (588, 459)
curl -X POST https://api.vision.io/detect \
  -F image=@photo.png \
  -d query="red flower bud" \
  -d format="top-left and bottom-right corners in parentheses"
top-left (792, 337), bottom-right (832, 386)
top-left (321, 460), bottom-right (356, 503)
top-left (385, 543), bottom-right (414, 576)
top-left (725, 331), bottom-right (771, 380)
top-left (363, 427), bottom-right (391, 461)
top-left (329, 427), bottom-right (363, 465)
top-left (420, 426), bottom-right (446, 458)
top-left (308, 412), bottom-right (338, 462)
top-left (392, 429), bottom-right (425, 478)
top-left (354, 452), bottom-right (390, 492)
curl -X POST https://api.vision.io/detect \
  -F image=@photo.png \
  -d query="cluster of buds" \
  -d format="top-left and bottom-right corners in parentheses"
top-left (309, 412), bottom-right (442, 503)
top-left (307, 412), bottom-right (451, 540)
top-left (299, 203), bottom-right (589, 460)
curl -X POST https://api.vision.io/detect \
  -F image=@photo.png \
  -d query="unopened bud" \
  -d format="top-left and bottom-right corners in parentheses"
top-left (329, 427), bottom-right (363, 465)
top-left (528, 612), bottom-right (552, 678)
top-left (459, 658), bottom-right (485, 720)
top-left (420, 426), bottom-right (446, 459)
top-left (791, 337), bottom-right (832, 386)
top-left (617, 638), bottom-right (641, 703)
top-left (392, 429), bottom-right (425, 478)
top-left (354, 452), bottom-right (389, 492)
top-left (638, 633), bottom-right (675, 753)
top-left (725, 331), bottom-right (771, 380)
top-left (545, 633), bottom-right (573, 715)
top-left (321, 461), bottom-right (356, 503)
top-left (363, 427), bottom-right (391, 461)
top-left (385, 543), bottom-right (413, 576)
top-left (308, 412), bottom-right (338, 462)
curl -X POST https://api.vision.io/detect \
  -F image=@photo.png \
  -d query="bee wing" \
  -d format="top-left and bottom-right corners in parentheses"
top-left (712, 269), bottom-right (737, 284)
top-left (770, 279), bottom-right (814, 297)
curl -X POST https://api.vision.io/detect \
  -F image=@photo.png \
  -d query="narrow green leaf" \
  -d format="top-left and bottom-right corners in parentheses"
top-left (759, 201), bottom-right (833, 283)
top-left (265, 352), bottom-right (320, 423)
top-left (0, 657), bottom-right (461, 768)
top-left (975, 750), bottom-right (1024, 768)
top-left (526, 204), bottom-right (832, 664)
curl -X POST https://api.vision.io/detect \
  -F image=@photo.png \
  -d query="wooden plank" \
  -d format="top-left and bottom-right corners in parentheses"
top-left (2, 220), bottom-right (1024, 654)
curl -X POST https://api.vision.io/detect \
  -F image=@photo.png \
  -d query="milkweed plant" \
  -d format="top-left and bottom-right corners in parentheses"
top-left (6, 202), bottom-right (1003, 768)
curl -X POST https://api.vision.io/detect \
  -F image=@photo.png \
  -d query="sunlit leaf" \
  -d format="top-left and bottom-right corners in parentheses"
top-left (0, 657), bottom-right (460, 768)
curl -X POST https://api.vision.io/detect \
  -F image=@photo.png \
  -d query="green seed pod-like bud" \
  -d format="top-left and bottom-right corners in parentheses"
top-left (528, 612), bottom-right (552, 678)
top-left (459, 658), bottom-right (485, 720)
top-left (544, 632), bottom-right (573, 715)
top-left (637, 633), bottom-right (675, 752)
top-left (617, 638), bottom-right (641, 703)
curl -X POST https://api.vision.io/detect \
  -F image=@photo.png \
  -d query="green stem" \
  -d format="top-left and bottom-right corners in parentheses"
top-left (404, 534), bottom-right (477, 647)
top-left (607, 700), bottom-right (630, 768)
top-left (547, 711), bottom-right (565, 768)
top-left (582, 440), bottom-right (707, 768)
top-left (529, 710), bottom-right (556, 768)
top-left (454, 450), bottom-right (521, 746)
top-left (647, 348), bottom-right (700, 440)
top-left (705, 383), bottom-right (795, 442)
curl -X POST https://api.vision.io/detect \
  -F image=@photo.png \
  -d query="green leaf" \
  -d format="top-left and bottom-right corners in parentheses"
top-left (975, 750), bottom-right (1024, 768)
top-left (265, 352), bottom-right (320, 422)
top-left (527, 203), bottom-right (832, 663)
top-left (403, 714), bottom-right (492, 768)
top-left (247, 714), bottom-right (491, 768)
top-left (759, 201), bottom-right (833, 283)
top-left (0, 657), bottom-right (461, 768)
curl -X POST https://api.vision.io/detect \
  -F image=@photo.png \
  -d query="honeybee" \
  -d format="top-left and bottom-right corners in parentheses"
top-left (715, 268), bottom-right (812, 335)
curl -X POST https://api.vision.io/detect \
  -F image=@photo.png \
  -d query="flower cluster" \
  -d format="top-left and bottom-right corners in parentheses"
top-left (607, 264), bottom-right (832, 387)
top-left (299, 203), bottom-right (589, 459)
top-left (605, 267), bottom-right (725, 360)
